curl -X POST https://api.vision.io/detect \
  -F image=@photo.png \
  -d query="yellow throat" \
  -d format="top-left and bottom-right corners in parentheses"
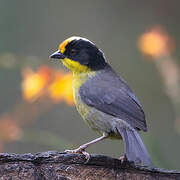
top-left (58, 36), bottom-right (96, 91)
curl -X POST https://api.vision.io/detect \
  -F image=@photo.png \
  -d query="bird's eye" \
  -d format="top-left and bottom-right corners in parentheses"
top-left (70, 49), bottom-right (77, 56)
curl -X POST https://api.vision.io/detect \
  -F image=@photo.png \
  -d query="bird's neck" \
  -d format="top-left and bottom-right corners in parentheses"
top-left (72, 71), bottom-right (96, 91)
top-left (72, 63), bottom-right (111, 93)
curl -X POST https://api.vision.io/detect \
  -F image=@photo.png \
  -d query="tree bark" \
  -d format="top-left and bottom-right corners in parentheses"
top-left (0, 151), bottom-right (179, 180)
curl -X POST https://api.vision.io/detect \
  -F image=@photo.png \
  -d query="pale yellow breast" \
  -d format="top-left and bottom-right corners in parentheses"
top-left (72, 71), bottom-right (96, 119)
top-left (72, 71), bottom-right (122, 138)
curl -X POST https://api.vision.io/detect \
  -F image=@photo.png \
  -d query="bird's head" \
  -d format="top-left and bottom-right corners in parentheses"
top-left (50, 36), bottom-right (107, 72)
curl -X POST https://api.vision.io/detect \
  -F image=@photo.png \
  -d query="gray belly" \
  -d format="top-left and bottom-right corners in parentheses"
top-left (74, 92), bottom-right (122, 138)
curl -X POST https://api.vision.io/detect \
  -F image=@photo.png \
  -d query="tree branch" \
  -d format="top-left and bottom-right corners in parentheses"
top-left (0, 151), bottom-right (179, 179)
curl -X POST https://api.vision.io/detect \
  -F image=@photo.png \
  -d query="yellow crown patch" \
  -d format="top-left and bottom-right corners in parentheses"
top-left (59, 36), bottom-right (92, 54)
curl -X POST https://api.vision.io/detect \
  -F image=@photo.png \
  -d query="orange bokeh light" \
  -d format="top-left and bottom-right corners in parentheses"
top-left (138, 25), bottom-right (175, 59)
top-left (48, 72), bottom-right (74, 105)
top-left (22, 66), bottom-right (52, 102)
top-left (0, 115), bottom-right (21, 142)
top-left (21, 66), bottom-right (74, 105)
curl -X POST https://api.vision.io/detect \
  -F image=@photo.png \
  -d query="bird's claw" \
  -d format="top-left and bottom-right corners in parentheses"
top-left (81, 151), bottom-right (90, 163)
top-left (64, 148), bottom-right (90, 163)
top-left (64, 149), bottom-right (80, 154)
top-left (119, 154), bottom-right (127, 163)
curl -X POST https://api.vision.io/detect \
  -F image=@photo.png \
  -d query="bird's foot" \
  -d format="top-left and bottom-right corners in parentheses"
top-left (65, 146), bottom-right (90, 163)
top-left (119, 154), bottom-right (127, 163)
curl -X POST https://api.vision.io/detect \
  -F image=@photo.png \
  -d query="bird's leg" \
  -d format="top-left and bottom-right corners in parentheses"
top-left (65, 133), bottom-right (108, 161)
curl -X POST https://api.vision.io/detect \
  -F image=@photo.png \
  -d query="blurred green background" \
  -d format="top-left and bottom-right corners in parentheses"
top-left (0, 0), bottom-right (180, 170)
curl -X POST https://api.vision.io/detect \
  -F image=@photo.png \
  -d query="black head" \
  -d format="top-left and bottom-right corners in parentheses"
top-left (51, 37), bottom-right (107, 71)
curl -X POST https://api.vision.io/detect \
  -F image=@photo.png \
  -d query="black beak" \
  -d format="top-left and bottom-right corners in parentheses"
top-left (50, 50), bottom-right (65, 59)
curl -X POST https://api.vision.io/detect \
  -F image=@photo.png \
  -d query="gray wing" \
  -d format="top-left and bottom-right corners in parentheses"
top-left (80, 69), bottom-right (147, 131)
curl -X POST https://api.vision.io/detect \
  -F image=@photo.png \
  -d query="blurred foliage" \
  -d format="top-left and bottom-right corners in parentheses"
top-left (138, 25), bottom-right (180, 133)
top-left (22, 65), bottom-right (73, 104)
top-left (0, 59), bottom-right (74, 153)
top-left (0, 0), bottom-right (180, 170)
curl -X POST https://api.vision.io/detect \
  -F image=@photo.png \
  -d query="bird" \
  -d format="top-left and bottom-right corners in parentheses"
top-left (50, 36), bottom-right (152, 166)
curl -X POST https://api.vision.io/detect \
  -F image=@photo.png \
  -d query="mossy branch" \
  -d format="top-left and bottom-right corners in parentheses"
top-left (0, 151), bottom-right (179, 179)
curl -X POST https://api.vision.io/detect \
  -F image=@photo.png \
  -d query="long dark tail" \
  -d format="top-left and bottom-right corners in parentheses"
top-left (117, 126), bottom-right (153, 166)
